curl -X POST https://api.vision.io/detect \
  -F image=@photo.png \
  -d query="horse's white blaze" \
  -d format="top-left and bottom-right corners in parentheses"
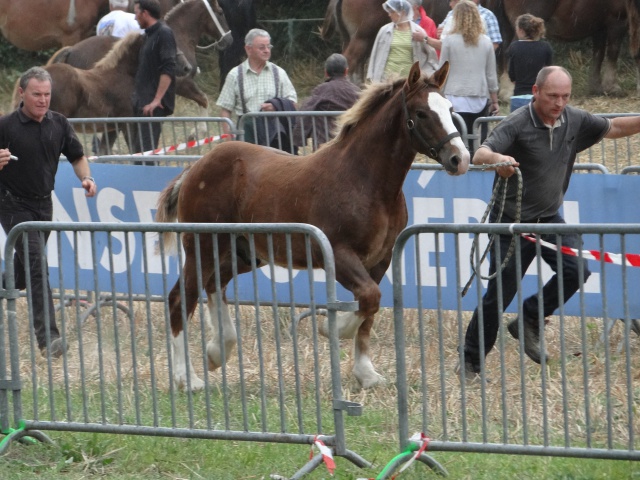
top-left (318, 311), bottom-right (364, 340)
top-left (206, 294), bottom-right (237, 370)
top-left (172, 331), bottom-right (205, 391)
top-left (427, 92), bottom-right (471, 170)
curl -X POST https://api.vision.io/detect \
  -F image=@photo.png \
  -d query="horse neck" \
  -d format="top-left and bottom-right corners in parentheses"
top-left (335, 98), bottom-right (416, 197)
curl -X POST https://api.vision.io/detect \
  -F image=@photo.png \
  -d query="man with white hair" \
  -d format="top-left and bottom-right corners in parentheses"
top-left (97, 0), bottom-right (142, 37)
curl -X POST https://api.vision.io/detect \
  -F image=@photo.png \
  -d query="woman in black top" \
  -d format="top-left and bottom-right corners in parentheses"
top-left (507, 14), bottom-right (553, 98)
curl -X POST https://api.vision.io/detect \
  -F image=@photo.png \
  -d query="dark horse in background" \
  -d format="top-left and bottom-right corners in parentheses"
top-left (484, 0), bottom-right (640, 96)
top-left (321, 0), bottom-right (449, 83)
top-left (217, 0), bottom-right (257, 90)
top-left (154, 62), bottom-right (470, 391)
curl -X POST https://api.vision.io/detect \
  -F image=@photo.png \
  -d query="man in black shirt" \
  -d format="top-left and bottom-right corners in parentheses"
top-left (131, 0), bottom-right (177, 160)
top-left (0, 67), bottom-right (97, 359)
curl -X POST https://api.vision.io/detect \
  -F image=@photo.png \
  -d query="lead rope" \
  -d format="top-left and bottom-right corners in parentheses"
top-left (461, 162), bottom-right (523, 297)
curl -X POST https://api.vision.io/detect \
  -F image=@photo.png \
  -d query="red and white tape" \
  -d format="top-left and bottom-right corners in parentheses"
top-left (310, 436), bottom-right (336, 475)
top-left (522, 234), bottom-right (640, 267)
top-left (87, 133), bottom-right (232, 160)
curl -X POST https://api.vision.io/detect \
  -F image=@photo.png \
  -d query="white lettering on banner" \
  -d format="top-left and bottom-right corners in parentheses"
top-left (453, 198), bottom-right (491, 288)
top-left (412, 197), bottom-right (446, 287)
top-left (97, 187), bottom-right (135, 273)
top-left (49, 190), bottom-right (94, 269)
top-left (133, 190), bottom-right (173, 275)
top-left (561, 201), bottom-right (599, 293)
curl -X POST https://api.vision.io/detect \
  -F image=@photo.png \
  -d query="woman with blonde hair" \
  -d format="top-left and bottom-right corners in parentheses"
top-left (507, 13), bottom-right (553, 110)
top-left (438, 0), bottom-right (498, 138)
top-left (367, 0), bottom-right (438, 82)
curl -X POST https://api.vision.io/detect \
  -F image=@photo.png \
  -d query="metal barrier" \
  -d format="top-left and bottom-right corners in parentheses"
top-left (388, 222), bottom-right (640, 477)
top-left (0, 222), bottom-right (369, 478)
top-left (473, 113), bottom-right (640, 173)
top-left (68, 117), bottom-right (236, 162)
top-left (237, 111), bottom-right (469, 157)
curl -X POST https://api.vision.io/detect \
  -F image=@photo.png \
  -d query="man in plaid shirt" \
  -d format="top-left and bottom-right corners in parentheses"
top-left (216, 28), bottom-right (297, 141)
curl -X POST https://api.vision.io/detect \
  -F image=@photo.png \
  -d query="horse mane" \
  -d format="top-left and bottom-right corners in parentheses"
top-left (332, 75), bottom-right (433, 143)
top-left (165, 0), bottom-right (192, 22)
top-left (94, 33), bottom-right (141, 71)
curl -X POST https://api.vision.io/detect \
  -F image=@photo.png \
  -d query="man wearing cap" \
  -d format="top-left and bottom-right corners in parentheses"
top-left (97, 0), bottom-right (142, 38)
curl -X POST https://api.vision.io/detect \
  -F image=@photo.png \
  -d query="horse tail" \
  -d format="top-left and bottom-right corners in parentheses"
top-left (627, 0), bottom-right (640, 59)
top-left (155, 166), bottom-right (192, 252)
top-left (320, 0), bottom-right (338, 40)
top-left (334, 0), bottom-right (350, 46)
top-left (47, 46), bottom-right (72, 65)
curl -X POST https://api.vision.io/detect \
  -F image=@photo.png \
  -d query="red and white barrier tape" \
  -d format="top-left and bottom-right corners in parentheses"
top-left (87, 133), bottom-right (232, 160)
top-left (522, 234), bottom-right (640, 267)
top-left (310, 436), bottom-right (336, 475)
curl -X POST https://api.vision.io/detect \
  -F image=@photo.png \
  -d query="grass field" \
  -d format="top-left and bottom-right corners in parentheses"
top-left (1, 36), bottom-right (640, 480)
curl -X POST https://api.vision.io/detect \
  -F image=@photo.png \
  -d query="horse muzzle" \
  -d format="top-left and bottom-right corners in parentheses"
top-left (441, 142), bottom-right (471, 176)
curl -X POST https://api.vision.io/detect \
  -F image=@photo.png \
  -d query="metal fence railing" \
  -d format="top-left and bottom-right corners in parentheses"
top-left (388, 223), bottom-right (640, 477)
top-left (0, 222), bottom-right (368, 478)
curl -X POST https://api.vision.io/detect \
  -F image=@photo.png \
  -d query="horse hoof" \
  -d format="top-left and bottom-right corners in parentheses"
top-left (353, 363), bottom-right (384, 389)
top-left (357, 371), bottom-right (384, 389)
top-left (174, 375), bottom-right (205, 392)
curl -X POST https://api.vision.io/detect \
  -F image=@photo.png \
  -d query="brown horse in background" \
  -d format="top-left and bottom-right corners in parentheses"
top-left (321, 0), bottom-right (449, 83)
top-left (15, 33), bottom-right (147, 119)
top-left (154, 62), bottom-right (470, 391)
top-left (485, 0), bottom-right (640, 96)
top-left (0, 0), bottom-right (108, 51)
top-left (47, 0), bottom-right (232, 110)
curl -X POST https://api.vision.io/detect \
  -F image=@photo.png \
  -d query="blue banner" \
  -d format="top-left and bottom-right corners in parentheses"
top-left (4, 163), bottom-right (637, 317)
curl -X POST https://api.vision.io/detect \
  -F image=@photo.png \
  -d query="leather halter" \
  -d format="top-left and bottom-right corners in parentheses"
top-left (401, 88), bottom-right (461, 160)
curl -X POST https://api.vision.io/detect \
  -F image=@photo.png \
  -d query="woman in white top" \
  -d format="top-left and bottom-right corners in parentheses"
top-left (439, 0), bottom-right (498, 139)
top-left (367, 0), bottom-right (438, 83)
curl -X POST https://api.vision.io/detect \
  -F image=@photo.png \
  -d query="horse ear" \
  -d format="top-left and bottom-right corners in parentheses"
top-left (431, 61), bottom-right (450, 89)
top-left (406, 61), bottom-right (422, 88)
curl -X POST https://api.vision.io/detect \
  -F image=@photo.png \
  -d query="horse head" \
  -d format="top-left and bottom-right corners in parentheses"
top-left (402, 61), bottom-right (470, 176)
top-left (166, 0), bottom-right (232, 77)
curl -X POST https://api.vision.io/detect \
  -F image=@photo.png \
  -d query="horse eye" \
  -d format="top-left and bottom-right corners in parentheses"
top-left (416, 111), bottom-right (427, 119)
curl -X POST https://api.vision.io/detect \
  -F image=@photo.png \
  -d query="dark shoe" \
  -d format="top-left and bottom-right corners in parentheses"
top-left (454, 357), bottom-right (482, 386)
top-left (40, 337), bottom-right (67, 359)
top-left (507, 317), bottom-right (548, 364)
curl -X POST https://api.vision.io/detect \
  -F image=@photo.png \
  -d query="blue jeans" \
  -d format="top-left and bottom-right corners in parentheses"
top-left (463, 213), bottom-right (591, 370)
top-left (0, 189), bottom-right (58, 350)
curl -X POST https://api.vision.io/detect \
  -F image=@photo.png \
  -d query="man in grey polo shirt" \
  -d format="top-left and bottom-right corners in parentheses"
top-left (459, 66), bottom-right (640, 383)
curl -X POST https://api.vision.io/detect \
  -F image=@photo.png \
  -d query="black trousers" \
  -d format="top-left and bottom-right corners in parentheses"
top-left (0, 190), bottom-right (58, 350)
top-left (130, 105), bottom-right (167, 165)
top-left (463, 213), bottom-right (591, 369)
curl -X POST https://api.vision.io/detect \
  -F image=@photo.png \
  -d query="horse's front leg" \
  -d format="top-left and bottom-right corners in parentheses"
top-left (169, 257), bottom-right (206, 392)
top-left (205, 257), bottom-right (246, 371)
top-left (332, 250), bottom-right (385, 389)
top-left (205, 290), bottom-right (237, 371)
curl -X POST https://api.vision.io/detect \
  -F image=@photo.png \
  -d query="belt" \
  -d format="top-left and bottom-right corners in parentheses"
top-left (2, 188), bottom-right (51, 201)
top-left (523, 215), bottom-right (556, 224)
